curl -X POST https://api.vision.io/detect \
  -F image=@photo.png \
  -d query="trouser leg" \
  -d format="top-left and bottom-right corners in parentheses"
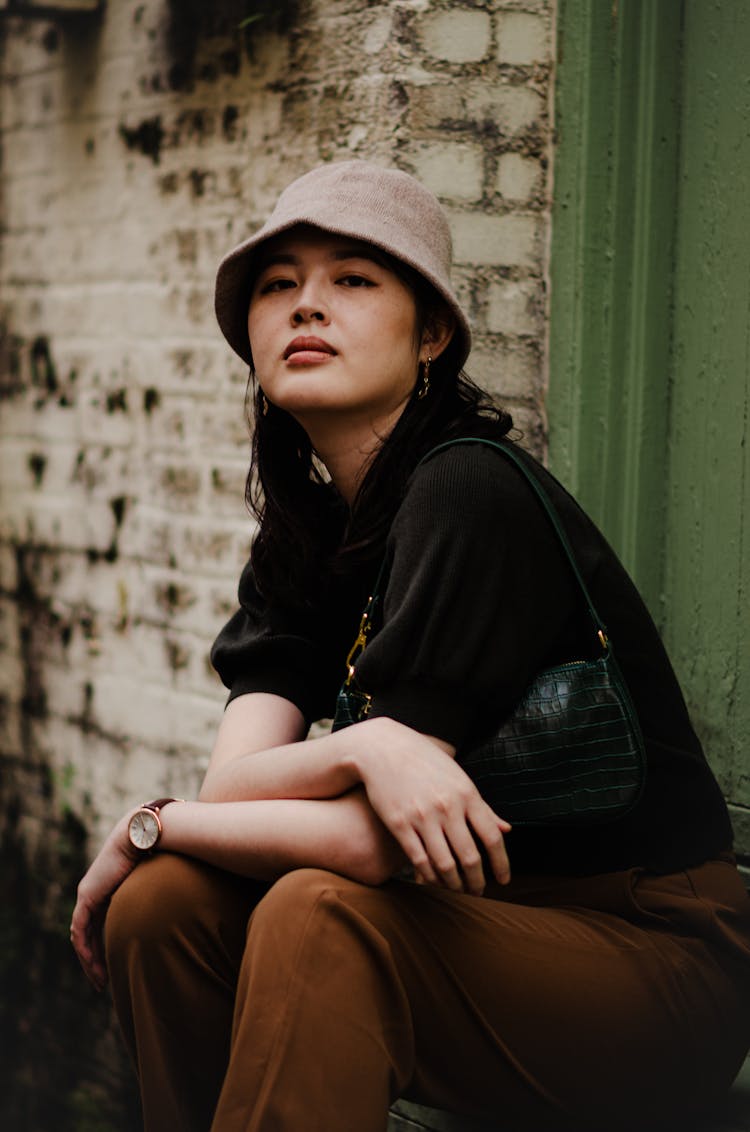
top-left (211, 864), bottom-right (750, 1132)
top-left (105, 853), bottom-right (267, 1132)
top-left (211, 868), bottom-right (415, 1132)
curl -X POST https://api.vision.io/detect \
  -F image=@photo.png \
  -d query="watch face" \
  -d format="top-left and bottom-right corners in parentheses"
top-left (128, 808), bottom-right (160, 851)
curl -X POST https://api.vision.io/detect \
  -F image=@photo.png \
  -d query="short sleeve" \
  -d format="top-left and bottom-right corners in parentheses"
top-left (210, 558), bottom-right (345, 725)
top-left (354, 444), bottom-right (581, 746)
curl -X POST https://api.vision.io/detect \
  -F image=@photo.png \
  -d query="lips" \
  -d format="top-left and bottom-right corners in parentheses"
top-left (283, 336), bottom-right (337, 360)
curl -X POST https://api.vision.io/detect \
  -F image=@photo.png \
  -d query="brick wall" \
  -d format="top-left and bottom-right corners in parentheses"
top-left (0, 1), bottom-right (554, 1124)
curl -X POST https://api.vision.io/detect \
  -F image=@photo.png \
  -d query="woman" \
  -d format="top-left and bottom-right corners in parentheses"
top-left (72, 161), bottom-right (750, 1132)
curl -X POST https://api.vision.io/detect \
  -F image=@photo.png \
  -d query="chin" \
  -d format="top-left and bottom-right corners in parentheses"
top-left (269, 385), bottom-right (362, 418)
top-left (281, 398), bottom-right (362, 420)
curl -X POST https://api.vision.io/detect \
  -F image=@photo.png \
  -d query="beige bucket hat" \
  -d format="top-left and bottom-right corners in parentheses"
top-left (214, 160), bottom-right (472, 369)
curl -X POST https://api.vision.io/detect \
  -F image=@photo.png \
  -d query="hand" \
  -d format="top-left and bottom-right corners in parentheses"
top-left (352, 717), bottom-right (511, 895)
top-left (70, 813), bottom-right (141, 991)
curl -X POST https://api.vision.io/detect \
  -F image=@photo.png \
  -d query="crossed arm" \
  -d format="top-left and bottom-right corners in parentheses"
top-left (71, 692), bottom-right (511, 989)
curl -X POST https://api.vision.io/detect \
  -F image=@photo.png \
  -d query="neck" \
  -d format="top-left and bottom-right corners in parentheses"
top-left (294, 406), bottom-right (405, 506)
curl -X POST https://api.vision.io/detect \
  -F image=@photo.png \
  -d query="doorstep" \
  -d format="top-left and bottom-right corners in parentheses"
top-left (388, 1053), bottom-right (750, 1132)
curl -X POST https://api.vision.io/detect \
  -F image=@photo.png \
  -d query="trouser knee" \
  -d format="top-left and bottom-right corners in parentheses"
top-left (105, 853), bottom-right (259, 977)
top-left (251, 867), bottom-right (364, 934)
top-left (106, 854), bottom-right (196, 960)
top-left (248, 868), bottom-right (406, 992)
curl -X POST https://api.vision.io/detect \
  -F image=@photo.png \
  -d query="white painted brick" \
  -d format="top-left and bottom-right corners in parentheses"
top-left (497, 152), bottom-right (543, 202)
top-left (197, 401), bottom-right (254, 453)
top-left (92, 672), bottom-right (220, 755)
top-left (486, 279), bottom-right (543, 335)
top-left (507, 403), bottom-right (546, 457)
top-left (410, 142), bottom-right (485, 201)
top-left (0, 702), bottom-right (23, 758)
top-left (449, 210), bottom-right (540, 268)
top-left (496, 12), bottom-right (551, 65)
top-left (78, 394), bottom-right (138, 447)
top-left (49, 561), bottom-right (142, 631)
top-left (116, 510), bottom-right (174, 568)
top-left (467, 341), bottom-right (542, 400)
top-left (450, 266), bottom-right (476, 327)
top-left (0, 545), bottom-right (19, 592)
top-left (145, 458), bottom-right (206, 514)
top-left (420, 8), bottom-right (492, 64)
top-left (465, 81), bottom-right (544, 135)
top-left (207, 461), bottom-right (252, 517)
top-left (363, 9), bottom-right (393, 55)
top-left (44, 664), bottom-right (95, 722)
top-left (0, 652), bottom-right (26, 705)
top-left (0, 440), bottom-right (33, 491)
top-left (1, 494), bottom-right (116, 554)
top-left (490, 0), bottom-right (549, 11)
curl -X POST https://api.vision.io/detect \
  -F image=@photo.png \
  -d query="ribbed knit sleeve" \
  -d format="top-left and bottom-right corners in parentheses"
top-left (210, 558), bottom-right (346, 726)
top-left (355, 444), bottom-right (581, 747)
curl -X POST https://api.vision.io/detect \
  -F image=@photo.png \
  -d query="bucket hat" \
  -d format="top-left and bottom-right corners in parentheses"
top-left (214, 160), bottom-right (472, 369)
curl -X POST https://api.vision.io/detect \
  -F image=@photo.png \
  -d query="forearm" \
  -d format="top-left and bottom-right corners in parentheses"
top-left (199, 692), bottom-right (374, 803)
top-left (199, 725), bottom-right (363, 802)
top-left (160, 789), bottom-right (405, 886)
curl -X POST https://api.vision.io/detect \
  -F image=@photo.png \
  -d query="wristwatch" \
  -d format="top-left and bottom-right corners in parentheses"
top-left (127, 797), bottom-right (183, 853)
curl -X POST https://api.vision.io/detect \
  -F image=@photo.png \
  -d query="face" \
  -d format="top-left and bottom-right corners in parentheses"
top-left (247, 226), bottom-right (442, 428)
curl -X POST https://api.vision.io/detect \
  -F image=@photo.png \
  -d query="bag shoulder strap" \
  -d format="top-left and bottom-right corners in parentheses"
top-left (418, 437), bottom-right (610, 649)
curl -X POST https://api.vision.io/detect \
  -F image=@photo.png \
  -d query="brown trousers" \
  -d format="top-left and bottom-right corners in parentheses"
top-left (105, 854), bottom-right (750, 1132)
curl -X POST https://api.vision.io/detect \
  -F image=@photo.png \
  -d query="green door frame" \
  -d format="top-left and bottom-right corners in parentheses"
top-left (548, 0), bottom-right (683, 621)
top-left (549, 0), bottom-right (750, 866)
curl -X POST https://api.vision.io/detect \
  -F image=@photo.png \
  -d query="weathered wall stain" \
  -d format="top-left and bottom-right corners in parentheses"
top-left (118, 114), bottom-right (165, 163)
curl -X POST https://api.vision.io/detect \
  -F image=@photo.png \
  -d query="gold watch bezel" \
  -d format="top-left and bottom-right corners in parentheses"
top-left (127, 806), bottom-right (163, 852)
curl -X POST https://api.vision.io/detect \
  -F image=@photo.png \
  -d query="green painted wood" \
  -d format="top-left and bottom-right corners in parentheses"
top-left (661, 0), bottom-right (750, 807)
top-left (548, 0), bottom-right (682, 618)
top-left (549, 0), bottom-right (750, 851)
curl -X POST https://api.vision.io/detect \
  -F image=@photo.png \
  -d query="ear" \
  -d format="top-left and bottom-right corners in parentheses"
top-left (419, 311), bottom-right (456, 363)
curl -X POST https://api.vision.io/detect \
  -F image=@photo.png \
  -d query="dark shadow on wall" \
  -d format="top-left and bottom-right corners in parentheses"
top-left (165, 0), bottom-right (299, 90)
top-left (0, 807), bottom-right (141, 1132)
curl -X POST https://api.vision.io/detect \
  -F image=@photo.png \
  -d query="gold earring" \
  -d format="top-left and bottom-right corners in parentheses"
top-left (417, 356), bottom-right (432, 400)
top-left (260, 392), bottom-right (269, 416)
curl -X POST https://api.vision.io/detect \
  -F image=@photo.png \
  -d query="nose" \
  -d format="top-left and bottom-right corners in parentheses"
top-left (290, 277), bottom-right (330, 326)
top-left (292, 303), bottom-right (327, 325)
top-left (294, 305), bottom-right (325, 323)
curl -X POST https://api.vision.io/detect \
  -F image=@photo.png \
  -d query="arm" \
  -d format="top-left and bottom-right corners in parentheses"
top-left (198, 692), bottom-right (356, 802)
top-left (71, 785), bottom-right (405, 990)
top-left (71, 711), bottom-right (510, 989)
top-left (200, 695), bottom-right (510, 894)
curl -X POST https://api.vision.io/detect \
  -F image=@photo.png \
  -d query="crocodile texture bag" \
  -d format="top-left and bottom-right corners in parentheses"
top-left (332, 438), bottom-right (646, 827)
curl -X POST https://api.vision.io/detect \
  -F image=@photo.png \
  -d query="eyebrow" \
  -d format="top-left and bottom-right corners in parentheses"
top-left (255, 247), bottom-right (388, 271)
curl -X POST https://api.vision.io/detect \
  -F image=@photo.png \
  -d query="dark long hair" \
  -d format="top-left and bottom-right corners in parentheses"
top-left (244, 264), bottom-right (513, 607)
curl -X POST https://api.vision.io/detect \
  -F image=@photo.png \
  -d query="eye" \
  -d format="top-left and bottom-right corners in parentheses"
top-left (338, 274), bottom-right (375, 288)
top-left (258, 277), bottom-right (296, 295)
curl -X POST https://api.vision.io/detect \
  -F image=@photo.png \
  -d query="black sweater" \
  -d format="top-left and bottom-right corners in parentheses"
top-left (211, 440), bottom-right (732, 876)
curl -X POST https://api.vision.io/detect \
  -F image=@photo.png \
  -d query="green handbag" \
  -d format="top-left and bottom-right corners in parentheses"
top-left (332, 438), bottom-right (646, 827)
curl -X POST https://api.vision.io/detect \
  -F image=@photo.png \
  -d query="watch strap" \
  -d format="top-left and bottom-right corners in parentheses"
top-left (141, 797), bottom-right (181, 815)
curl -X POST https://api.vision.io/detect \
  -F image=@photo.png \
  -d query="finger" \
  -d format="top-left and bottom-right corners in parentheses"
top-left (468, 803), bottom-right (511, 885)
top-left (415, 859), bottom-right (440, 886)
top-left (71, 902), bottom-right (107, 992)
top-left (391, 822), bottom-right (441, 886)
top-left (70, 923), bottom-right (101, 990)
top-left (419, 820), bottom-right (464, 891)
top-left (442, 823), bottom-right (486, 895)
